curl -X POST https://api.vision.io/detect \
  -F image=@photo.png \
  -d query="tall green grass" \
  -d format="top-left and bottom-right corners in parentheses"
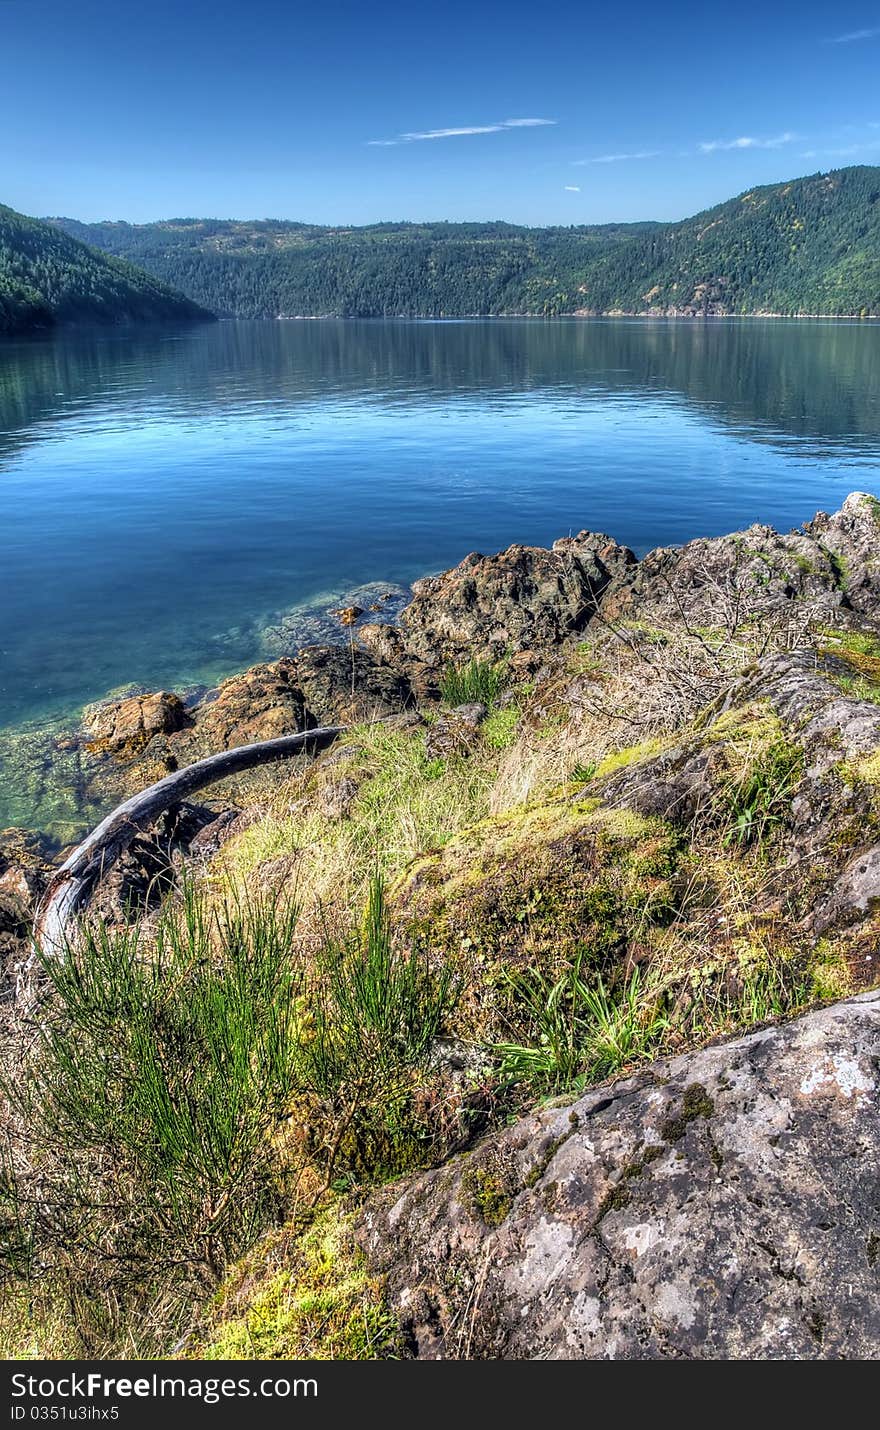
top-left (440, 659), bottom-right (507, 708)
top-left (295, 877), bottom-right (459, 1185)
top-left (494, 960), bottom-right (667, 1094)
top-left (0, 876), bottom-right (458, 1353)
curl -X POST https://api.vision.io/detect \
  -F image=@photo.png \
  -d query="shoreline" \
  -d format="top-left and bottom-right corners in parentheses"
top-left (4, 490), bottom-right (880, 850)
top-left (245, 310), bottom-right (880, 323)
top-left (5, 311), bottom-right (879, 341)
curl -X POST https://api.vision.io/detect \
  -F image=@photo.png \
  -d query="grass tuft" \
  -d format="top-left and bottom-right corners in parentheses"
top-left (440, 659), bottom-right (507, 708)
top-left (494, 961), bottom-right (667, 1094)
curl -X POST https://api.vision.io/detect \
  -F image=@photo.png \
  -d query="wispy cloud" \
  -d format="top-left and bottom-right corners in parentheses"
top-left (564, 185), bottom-right (581, 191)
top-left (801, 138), bottom-right (880, 158)
top-left (573, 150), bottom-right (660, 165)
top-left (698, 132), bottom-right (798, 153)
top-left (830, 25), bottom-right (880, 42)
top-left (367, 117), bottom-right (556, 147)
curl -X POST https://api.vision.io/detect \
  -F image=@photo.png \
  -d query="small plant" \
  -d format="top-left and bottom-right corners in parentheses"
top-left (494, 959), bottom-right (666, 1094)
top-left (721, 739), bottom-right (803, 847)
top-left (735, 960), bottom-right (809, 1024)
top-left (440, 658), bottom-right (507, 708)
top-left (833, 673), bottom-right (880, 706)
top-left (481, 707), bottom-right (519, 750)
top-left (294, 877), bottom-right (459, 1184)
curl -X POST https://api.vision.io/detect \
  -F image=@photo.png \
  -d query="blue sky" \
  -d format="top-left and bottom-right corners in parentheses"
top-left (2, 0), bottom-right (880, 225)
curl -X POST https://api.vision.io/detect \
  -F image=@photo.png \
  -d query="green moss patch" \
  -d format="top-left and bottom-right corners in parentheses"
top-left (594, 736), bottom-right (667, 779)
top-left (660, 1082), bottom-right (715, 1143)
top-left (195, 1205), bottom-right (399, 1361)
top-left (395, 795), bottom-right (682, 1042)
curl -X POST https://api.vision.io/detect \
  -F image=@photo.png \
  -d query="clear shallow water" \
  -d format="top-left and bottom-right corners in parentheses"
top-left (1, 317), bottom-right (879, 738)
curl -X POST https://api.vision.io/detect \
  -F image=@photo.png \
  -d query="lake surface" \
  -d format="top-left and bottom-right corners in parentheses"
top-left (2, 317), bottom-right (880, 745)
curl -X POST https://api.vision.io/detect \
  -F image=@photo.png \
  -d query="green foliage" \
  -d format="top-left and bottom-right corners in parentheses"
top-left (0, 203), bottom-right (210, 335)
top-left (295, 877), bottom-right (458, 1183)
top-left (833, 672), bottom-right (880, 706)
top-left (683, 946), bottom-right (812, 1041)
top-left (494, 961), bottom-right (666, 1094)
top-left (580, 166), bottom-right (880, 317)
top-left (440, 659), bottom-right (507, 708)
top-left (721, 739), bottom-right (804, 847)
top-left (0, 876), bottom-right (456, 1352)
top-left (9, 885), bottom-right (303, 1283)
top-left (481, 707), bottom-right (520, 749)
top-left (50, 166), bottom-right (880, 319)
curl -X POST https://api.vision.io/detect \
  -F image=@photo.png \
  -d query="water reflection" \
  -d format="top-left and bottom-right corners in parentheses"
top-left (0, 318), bottom-right (878, 739)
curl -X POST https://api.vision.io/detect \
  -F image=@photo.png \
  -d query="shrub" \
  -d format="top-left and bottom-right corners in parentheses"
top-left (0, 876), bottom-right (458, 1352)
top-left (6, 885), bottom-right (304, 1290)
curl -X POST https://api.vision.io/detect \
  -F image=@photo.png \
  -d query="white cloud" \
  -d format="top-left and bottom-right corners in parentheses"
top-left (801, 139), bottom-right (880, 158)
top-left (367, 118), bottom-right (556, 146)
top-left (572, 150), bottom-right (660, 165)
top-left (564, 185), bottom-right (581, 191)
top-left (399, 125), bottom-right (505, 141)
top-left (698, 132), bottom-right (798, 153)
top-left (831, 25), bottom-right (880, 42)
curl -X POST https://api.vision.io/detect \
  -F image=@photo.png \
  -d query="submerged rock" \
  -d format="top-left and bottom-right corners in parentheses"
top-left (360, 992), bottom-right (880, 1360)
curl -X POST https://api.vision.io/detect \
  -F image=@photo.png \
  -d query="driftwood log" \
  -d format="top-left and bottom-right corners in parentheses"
top-left (33, 724), bottom-right (345, 961)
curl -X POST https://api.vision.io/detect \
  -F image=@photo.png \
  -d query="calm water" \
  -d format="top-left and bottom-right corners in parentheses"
top-left (2, 317), bottom-right (880, 736)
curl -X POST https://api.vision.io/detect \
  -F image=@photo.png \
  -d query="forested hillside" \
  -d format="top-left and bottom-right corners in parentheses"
top-left (0, 204), bottom-right (212, 335)
top-left (50, 217), bottom-right (655, 318)
top-left (579, 166), bottom-right (880, 317)
top-left (51, 167), bottom-right (880, 319)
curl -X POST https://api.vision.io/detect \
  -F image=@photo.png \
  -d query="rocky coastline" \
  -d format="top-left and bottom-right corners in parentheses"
top-left (4, 491), bottom-right (880, 1358)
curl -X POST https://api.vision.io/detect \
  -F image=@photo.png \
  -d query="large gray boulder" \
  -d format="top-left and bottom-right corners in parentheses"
top-left (360, 992), bottom-right (880, 1359)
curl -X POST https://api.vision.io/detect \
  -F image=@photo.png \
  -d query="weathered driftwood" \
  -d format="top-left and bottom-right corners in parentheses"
top-left (33, 724), bottom-right (345, 960)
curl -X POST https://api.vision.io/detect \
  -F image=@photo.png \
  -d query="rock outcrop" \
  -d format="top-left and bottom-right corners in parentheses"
top-left (190, 659), bottom-right (307, 749)
top-left (393, 532), bottom-right (636, 667)
top-left (601, 492), bottom-right (880, 631)
top-left (293, 646), bottom-right (413, 725)
top-left (361, 992), bottom-right (880, 1360)
top-left (82, 690), bottom-right (190, 754)
top-left (0, 828), bottom-right (54, 984)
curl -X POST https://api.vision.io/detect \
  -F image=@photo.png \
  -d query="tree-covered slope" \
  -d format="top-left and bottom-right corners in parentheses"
top-left (577, 166), bottom-right (880, 317)
top-left (0, 203), bottom-right (212, 335)
top-left (51, 167), bottom-right (880, 319)
top-left (50, 216), bottom-right (657, 319)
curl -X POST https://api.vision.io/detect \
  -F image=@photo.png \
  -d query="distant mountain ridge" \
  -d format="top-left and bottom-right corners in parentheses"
top-left (50, 167), bottom-right (880, 320)
top-left (0, 203), bottom-right (212, 335)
